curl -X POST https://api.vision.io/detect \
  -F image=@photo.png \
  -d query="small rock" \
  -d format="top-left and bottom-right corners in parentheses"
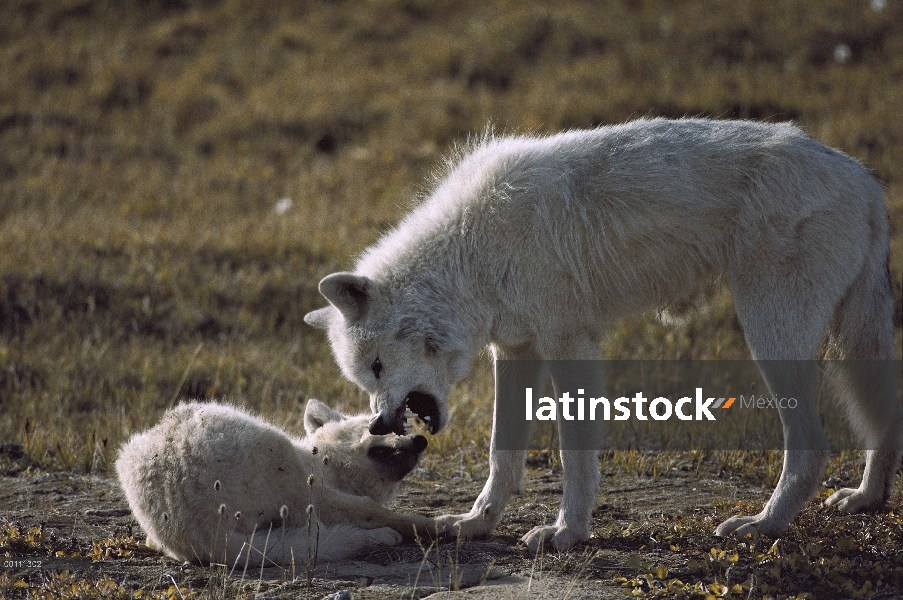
top-left (1, 443), bottom-right (26, 460)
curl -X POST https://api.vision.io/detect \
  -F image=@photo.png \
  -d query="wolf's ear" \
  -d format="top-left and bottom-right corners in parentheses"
top-left (303, 307), bottom-right (334, 330)
top-left (304, 399), bottom-right (344, 434)
top-left (317, 272), bottom-right (376, 323)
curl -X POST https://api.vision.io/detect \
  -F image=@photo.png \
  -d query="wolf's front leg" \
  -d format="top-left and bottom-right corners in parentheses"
top-left (522, 359), bottom-right (605, 551)
top-left (437, 350), bottom-right (543, 541)
top-left (436, 448), bottom-right (528, 540)
top-left (521, 447), bottom-right (600, 552)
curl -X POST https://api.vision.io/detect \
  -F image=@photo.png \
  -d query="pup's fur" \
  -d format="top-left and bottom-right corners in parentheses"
top-left (305, 118), bottom-right (901, 549)
top-left (116, 400), bottom-right (433, 566)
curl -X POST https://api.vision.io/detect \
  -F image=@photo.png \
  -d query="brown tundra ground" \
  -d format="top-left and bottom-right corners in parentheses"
top-left (1, 1), bottom-right (902, 598)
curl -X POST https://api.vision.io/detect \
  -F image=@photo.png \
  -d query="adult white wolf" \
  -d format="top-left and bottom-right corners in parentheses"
top-left (116, 400), bottom-right (433, 565)
top-left (305, 118), bottom-right (901, 550)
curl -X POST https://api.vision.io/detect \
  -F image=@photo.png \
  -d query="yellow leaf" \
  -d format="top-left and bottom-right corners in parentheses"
top-left (708, 582), bottom-right (728, 596)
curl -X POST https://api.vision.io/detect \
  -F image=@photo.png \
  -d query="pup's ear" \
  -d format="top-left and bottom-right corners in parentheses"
top-left (317, 272), bottom-right (376, 323)
top-left (303, 307), bottom-right (334, 330)
top-left (304, 399), bottom-right (344, 434)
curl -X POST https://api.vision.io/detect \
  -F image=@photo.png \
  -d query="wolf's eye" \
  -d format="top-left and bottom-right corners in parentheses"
top-left (371, 357), bottom-right (382, 380)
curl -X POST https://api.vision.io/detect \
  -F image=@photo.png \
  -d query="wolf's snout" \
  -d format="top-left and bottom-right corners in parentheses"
top-left (368, 413), bottom-right (395, 436)
top-left (412, 434), bottom-right (428, 452)
top-left (369, 406), bottom-right (406, 436)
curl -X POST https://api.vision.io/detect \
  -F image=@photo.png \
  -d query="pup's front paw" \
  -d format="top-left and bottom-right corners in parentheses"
top-left (520, 524), bottom-right (588, 552)
top-left (824, 486), bottom-right (885, 513)
top-left (366, 527), bottom-right (403, 548)
top-left (435, 512), bottom-right (494, 541)
top-left (714, 512), bottom-right (789, 538)
top-left (408, 517), bottom-right (448, 540)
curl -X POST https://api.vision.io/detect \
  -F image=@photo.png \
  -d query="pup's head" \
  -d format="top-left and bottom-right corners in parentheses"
top-left (303, 399), bottom-right (428, 504)
top-left (304, 272), bottom-right (473, 437)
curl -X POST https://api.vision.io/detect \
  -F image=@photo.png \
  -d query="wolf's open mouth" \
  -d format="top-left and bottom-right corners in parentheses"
top-left (404, 391), bottom-right (441, 435)
top-left (369, 391), bottom-right (441, 436)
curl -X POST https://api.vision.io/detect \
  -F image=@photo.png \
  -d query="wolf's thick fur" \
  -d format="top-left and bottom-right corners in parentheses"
top-left (116, 400), bottom-right (433, 566)
top-left (305, 118), bottom-right (901, 549)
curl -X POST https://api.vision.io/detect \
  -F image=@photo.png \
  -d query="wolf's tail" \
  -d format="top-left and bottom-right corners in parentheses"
top-left (826, 214), bottom-right (896, 362)
top-left (824, 200), bottom-right (901, 466)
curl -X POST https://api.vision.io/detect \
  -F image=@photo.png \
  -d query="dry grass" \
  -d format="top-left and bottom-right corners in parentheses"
top-left (0, 1), bottom-right (902, 595)
top-left (2, 0), bottom-right (900, 473)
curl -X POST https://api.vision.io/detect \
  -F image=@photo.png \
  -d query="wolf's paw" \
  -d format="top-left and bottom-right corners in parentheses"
top-left (366, 527), bottom-right (403, 548)
top-left (714, 513), bottom-right (789, 538)
top-left (435, 512), bottom-right (493, 541)
top-left (520, 524), bottom-right (588, 552)
top-left (824, 486), bottom-right (885, 513)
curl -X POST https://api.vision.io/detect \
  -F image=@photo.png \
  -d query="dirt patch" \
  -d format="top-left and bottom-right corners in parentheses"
top-left (0, 464), bottom-right (771, 599)
top-left (3, 450), bottom-right (903, 598)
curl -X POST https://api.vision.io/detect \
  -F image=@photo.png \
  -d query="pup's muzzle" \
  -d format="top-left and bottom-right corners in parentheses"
top-left (366, 434), bottom-right (429, 481)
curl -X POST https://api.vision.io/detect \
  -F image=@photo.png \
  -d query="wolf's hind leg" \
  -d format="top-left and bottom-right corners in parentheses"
top-left (716, 261), bottom-right (835, 537)
top-left (716, 361), bottom-right (831, 537)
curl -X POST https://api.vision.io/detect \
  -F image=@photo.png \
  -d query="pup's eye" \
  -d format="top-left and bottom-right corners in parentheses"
top-left (371, 357), bottom-right (382, 379)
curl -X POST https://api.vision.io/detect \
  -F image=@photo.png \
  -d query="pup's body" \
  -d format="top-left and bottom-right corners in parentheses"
top-left (116, 400), bottom-right (432, 565)
top-left (305, 118), bottom-right (901, 549)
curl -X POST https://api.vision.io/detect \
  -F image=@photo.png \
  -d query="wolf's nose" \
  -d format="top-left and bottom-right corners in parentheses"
top-left (368, 413), bottom-right (393, 436)
top-left (412, 435), bottom-right (428, 452)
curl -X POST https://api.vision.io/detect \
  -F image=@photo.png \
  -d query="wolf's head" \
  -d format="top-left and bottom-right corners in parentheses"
top-left (304, 399), bottom-right (428, 504)
top-left (305, 272), bottom-right (473, 437)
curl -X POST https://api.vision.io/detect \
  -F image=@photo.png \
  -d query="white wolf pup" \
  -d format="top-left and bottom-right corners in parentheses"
top-left (116, 400), bottom-right (434, 565)
top-left (305, 118), bottom-right (901, 550)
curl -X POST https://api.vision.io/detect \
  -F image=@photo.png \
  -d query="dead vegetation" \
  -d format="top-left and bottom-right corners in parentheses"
top-left (1, 0), bottom-right (902, 597)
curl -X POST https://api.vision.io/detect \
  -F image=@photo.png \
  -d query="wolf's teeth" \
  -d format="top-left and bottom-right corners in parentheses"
top-left (404, 411), bottom-right (416, 418)
top-left (423, 416), bottom-right (431, 422)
